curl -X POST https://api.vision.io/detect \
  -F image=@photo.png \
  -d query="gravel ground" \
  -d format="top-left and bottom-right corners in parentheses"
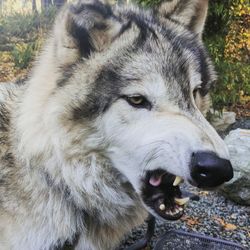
top-left (119, 118), bottom-right (250, 250)
top-left (119, 186), bottom-right (250, 249)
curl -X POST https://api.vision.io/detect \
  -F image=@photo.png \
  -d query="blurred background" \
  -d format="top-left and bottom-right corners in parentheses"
top-left (0, 0), bottom-right (249, 116)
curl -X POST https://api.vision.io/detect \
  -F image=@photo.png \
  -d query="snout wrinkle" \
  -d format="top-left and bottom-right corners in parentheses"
top-left (140, 141), bottom-right (180, 174)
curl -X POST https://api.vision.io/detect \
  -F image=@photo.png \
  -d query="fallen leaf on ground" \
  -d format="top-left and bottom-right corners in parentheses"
top-left (213, 216), bottom-right (237, 231)
top-left (181, 215), bottom-right (200, 226)
top-left (224, 223), bottom-right (237, 230)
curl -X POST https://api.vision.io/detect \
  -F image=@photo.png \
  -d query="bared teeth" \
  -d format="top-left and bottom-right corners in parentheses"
top-left (159, 204), bottom-right (166, 211)
top-left (164, 206), bottom-right (184, 216)
top-left (173, 176), bottom-right (183, 186)
top-left (167, 210), bottom-right (174, 216)
top-left (174, 197), bottom-right (190, 206)
top-left (178, 207), bottom-right (183, 212)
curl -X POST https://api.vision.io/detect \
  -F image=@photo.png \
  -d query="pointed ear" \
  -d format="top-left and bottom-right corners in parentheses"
top-left (155, 0), bottom-right (209, 37)
top-left (53, 0), bottom-right (126, 65)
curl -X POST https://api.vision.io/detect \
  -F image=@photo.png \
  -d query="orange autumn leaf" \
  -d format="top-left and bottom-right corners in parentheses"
top-left (181, 216), bottom-right (200, 227)
top-left (224, 223), bottom-right (237, 231)
top-left (213, 217), bottom-right (237, 231)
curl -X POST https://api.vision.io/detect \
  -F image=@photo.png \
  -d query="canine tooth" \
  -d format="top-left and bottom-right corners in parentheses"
top-left (159, 204), bottom-right (166, 211)
top-left (174, 197), bottom-right (190, 206)
top-left (173, 176), bottom-right (183, 186)
top-left (177, 207), bottom-right (183, 212)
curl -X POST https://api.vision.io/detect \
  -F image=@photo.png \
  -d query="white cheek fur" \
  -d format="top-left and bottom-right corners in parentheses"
top-left (100, 100), bottom-right (229, 191)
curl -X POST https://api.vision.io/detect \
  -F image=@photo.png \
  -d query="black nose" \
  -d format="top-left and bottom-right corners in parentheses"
top-left (190, 151), bottom-right (233, 188)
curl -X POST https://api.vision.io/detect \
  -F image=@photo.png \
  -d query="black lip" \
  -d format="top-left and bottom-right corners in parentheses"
top-left (141, 169), bottom-right (184, 221)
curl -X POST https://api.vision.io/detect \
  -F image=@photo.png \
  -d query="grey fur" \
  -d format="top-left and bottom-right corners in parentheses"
top-left (0, 1), bottom-right (224, 249)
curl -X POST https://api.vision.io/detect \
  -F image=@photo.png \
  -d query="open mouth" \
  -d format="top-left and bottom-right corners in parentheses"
top-left (141, 169), bottom-right (189, 221)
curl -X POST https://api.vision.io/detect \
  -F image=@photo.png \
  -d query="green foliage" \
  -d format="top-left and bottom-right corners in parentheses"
top-left (0, 7), bottom-right (57, 42)
top-left (205, 0), bottom-right (233, 37)
top-left (205, 32), bottom-right (249, 110)
top-left (210, 61), bottom-right (250, 110)
top-left (0, 7), bottom-right (57, 69)
top-left (0, 13), bottom-right (38, 39)
top-left (11, 43), bottom-right (36, 69)
top-left (1, 0), bottom-right (249, 112)
top-left (205, 0), bottom-right (250, 110)
top-left (39, 7), bottom-right (58, 29)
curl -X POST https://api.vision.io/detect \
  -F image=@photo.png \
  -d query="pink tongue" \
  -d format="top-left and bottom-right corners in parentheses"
top-left (149, 176), bottom-right (162, 187)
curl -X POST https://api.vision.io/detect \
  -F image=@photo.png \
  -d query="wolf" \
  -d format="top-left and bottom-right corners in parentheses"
top-left (0, 0), bottom-right (233, 249)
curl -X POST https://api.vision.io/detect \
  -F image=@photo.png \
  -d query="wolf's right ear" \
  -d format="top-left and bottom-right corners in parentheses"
top-left (155, 0), bottom-right (209, 38)
top-left (53, 0), bottom-right (126, 65)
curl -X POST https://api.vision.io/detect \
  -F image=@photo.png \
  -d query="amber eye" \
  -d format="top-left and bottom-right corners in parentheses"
top-left (123, 95), bottom-right (152, 110)
top-left (129, 96), bottom-right (144, 105)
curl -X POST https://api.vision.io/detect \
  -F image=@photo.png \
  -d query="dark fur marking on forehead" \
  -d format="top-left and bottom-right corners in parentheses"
top-left (72, 63), bottom-right (125, 121)
top-left (115, 20), bottom-right (133, 39)
top-left (122, 11), bottom-right (158, 48)
top-left (133, 16), bottom-right (158, 48)
top-left (65, 28), bottom-right (149, 121)
top-left (159, 24), bottom-right (212, 96)
top-left (157, 26), bottom-right (191, 95)
top-left (69, 4), bottom-right (212, 118)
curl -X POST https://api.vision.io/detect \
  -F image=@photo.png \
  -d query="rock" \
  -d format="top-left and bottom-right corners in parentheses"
top-left (230, 118), bottom-right (250, 130)
top-left (209, 111), bottom-right (236, 131)
top-left (219, 129), bottom-right (250, 205)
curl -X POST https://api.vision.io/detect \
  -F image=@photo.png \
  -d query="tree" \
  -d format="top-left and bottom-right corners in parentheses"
top-left (41, 0), bottom-right (52, 10)
top-left (0, 0), bottom-right (3, 15)
top-left (41, 0), bottom-right (67, 11)
top-left (32, 0), bottom-right (38, 13)
top-left (54, 0), bottom-right (66, 9)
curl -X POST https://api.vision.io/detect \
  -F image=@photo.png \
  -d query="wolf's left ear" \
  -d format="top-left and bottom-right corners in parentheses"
top-left (53, 0), bottom-right (127, 65)
top-left (155, 0), bottom-right (208, 37)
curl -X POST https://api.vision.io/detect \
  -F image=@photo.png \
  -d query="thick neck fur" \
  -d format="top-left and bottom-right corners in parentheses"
top-left (2, 85), bottom-right (146, 249)
top-left (0, 39), bottom-right (146, 249)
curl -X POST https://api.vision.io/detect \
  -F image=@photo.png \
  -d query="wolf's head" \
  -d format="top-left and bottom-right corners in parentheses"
top-left (18, 0), bottom-right (233, 220)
